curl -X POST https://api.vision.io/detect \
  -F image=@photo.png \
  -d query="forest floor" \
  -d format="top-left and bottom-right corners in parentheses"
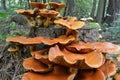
top-left (0, 16), bottom-right (120, 80)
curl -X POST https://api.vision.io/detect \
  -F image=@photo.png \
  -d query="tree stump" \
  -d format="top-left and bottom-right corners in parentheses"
top-left (0, 27), bottom-right (99, 80)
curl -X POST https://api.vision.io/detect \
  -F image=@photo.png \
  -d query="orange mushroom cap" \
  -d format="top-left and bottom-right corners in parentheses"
top-left (6, 35), bottom-right (75, 45)
top-left (31, 49), bottom-right (51, 64)
top-left (98, 60), bottom-right (117, 77)
top-left (42, 35), bottom-right (75, 45)
top-left (8, 47), bottom-right (18, 52)
top-left (92, 42), bottom-right (120, 54)
top-left (66, 40), bottom-right (94, 53)
top-left (49, 2), bottom-right (66, 12)
top-left (54, 17), bottom-right (85, 30)
top-left (6, 36), bottom-right (43, 45)
top-left (49, 45), bottom-right (105, 69)
top-left (30, 2), bottom-right (47, 9)
top-left (22, 65), bottom-right (75, 80)
top-left (23, 57), bottom-right (52, 73)
top-left (15, 9), bottom-right (35, 17)
top-left (40, 9), bottom-right (59, 18)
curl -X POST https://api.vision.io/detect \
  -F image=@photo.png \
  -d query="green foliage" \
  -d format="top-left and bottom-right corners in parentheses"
top-left (87, 22), bottom-right (101, 29)
top-left (0, 12), bottom-right (9, 19)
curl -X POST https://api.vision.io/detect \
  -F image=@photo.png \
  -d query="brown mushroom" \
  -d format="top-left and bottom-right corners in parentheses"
top-left (8, 46), bottom-right (19, 58)
top-left (40, 9), bottom-right (59, 27)
top-left (98, 60), bottom-right (117, 77)
top-left (74, 69), bottom-right (105, 80)
top-left (23, 57), bottom-right (53, 73)
top-left (48, 45), bottom-right (105, 69)
top-left (22, 65), bottom-right (75, 80)
top-left (30, 2), bottom-right (47, 9)
top-left (49, 2), bottom-right (66, 12)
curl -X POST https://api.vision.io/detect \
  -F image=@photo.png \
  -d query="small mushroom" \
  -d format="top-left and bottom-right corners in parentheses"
top-left (23, 57), bottom-right (53, 73)
top-left (15, 9), bottom-right (36, 27)
top-left (30, 2), bottom-right (47, 9)
top-left (40, 9), bottom-right (59, 27)
top-left (49, 2), bottom-right (66, 12)
top-left (8, 46), bottom-right (19, 58)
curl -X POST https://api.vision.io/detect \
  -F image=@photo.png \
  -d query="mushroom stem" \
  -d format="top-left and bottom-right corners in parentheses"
top-left (44, 17), bottom-right (51, 27)
top-left (30, 45), bottom-right (34, 52)
top-left (26, 16), bottom-right (36, 27)
top-left (48, 64), bottom-right (54, 71)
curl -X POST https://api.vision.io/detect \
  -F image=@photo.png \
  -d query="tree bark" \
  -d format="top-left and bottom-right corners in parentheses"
top-left (96, 0), bottom-right (106, 24)
top-left (67, 0), bottom-right (75, 16)
top-left (104, 0), bottom-right (120, 25)
top-left (90, 0), bottom-right (97, 18)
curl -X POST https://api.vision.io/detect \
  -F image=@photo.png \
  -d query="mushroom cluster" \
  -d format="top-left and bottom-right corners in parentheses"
top-left (15, 2), bottom-right (67, 27)
top-left (6, 1), bottom-right (120, 80)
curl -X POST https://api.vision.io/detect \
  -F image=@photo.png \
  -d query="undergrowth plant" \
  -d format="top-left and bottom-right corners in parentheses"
top-left (6, 2), bottom-right (120, 80)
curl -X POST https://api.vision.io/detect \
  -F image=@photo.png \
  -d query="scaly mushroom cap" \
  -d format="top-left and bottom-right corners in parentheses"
top-left (66, 40), bottom-right (94, 53)
top-left (75, 69), bottom-right (105, 80)
top-left (23, 57), bottom-right (52, 73)
top-left (22, 65), bottom-right (75, 80)
top-left (40, 9), bottom-right (59, 18)
top-left (98, 60), bottom-right (117, 77)
top-left (49, 2), bottom-right (66, 12)
top-left (49, 45), bottom-right (105, 69)
top-left (30, 2), bottom-right (47, 9)
top-left (92, 42), bottom-right (120, 54)
top-left (54, 17), bottom-right (85, 30)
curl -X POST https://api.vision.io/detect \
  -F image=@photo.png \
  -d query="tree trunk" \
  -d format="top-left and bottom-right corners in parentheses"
top-left (1, 0), bottom-right (6, 10)
top-left (43, 0), bottom-right (46, 3)
top-left (90, 0), bottom-right (97, 18)
top-left (96, 0), bottom-right (106, 24)
top-left (67, 0), bottom-right (75, 16)
top-left (104, 0), bottom-right (120, 25)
